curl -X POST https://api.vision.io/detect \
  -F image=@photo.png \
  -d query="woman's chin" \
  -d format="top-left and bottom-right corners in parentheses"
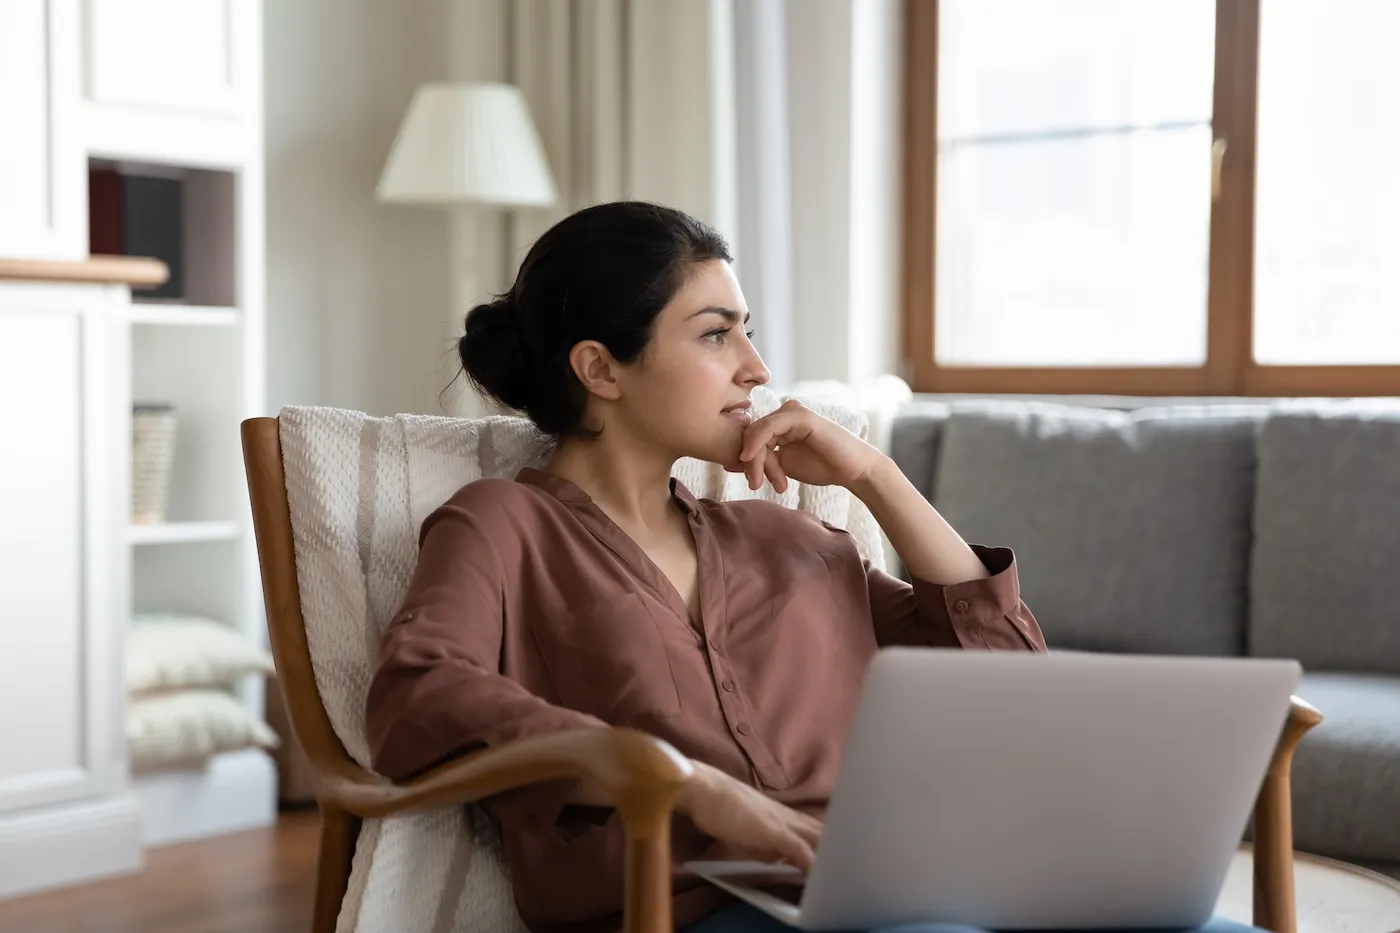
top-left (678, 432), bottom-right (744, 470)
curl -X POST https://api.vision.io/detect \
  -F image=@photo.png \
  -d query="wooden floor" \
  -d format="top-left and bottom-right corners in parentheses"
top-left (0, 810), bottom-right (320, 933)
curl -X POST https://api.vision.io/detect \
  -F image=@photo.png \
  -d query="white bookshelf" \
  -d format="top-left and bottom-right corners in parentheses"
top-left (0, 0), bottom-right (272, 895)
top-left (85, 0), bottom-right (274, 848)
top-left (126, 305), bottom-right (241, 327)
top-left (128, 522), bottom-right (241, 546)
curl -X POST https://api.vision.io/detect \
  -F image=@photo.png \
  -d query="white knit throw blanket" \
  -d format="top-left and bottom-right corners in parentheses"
top-left (278, 387), bottom-right (883, 933)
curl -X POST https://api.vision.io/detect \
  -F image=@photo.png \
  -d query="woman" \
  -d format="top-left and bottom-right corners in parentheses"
top-left (364, 203), bottom-right (1245, 933)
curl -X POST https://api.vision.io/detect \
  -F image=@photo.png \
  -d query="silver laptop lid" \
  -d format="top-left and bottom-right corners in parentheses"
top-left (800, 649), bottom-right (1300, 931)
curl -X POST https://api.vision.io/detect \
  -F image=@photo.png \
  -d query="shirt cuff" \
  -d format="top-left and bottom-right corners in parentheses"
top-left (489, 775), bottom-right (619, 843)
top-left (910, 545), bottom-right (1041, 650)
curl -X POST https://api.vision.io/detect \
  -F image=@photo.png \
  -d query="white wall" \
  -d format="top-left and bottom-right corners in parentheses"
top-left (264, 0), bottom-right (466, 417)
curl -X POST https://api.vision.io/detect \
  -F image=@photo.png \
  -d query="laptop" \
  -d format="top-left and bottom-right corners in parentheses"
top-left (686, 648), bottom-right (1300, 931)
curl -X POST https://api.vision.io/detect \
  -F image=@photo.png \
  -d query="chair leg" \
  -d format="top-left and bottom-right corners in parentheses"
top-left (618, 789), bottom-right (680, 933)
top-left (1252, 698), bottom-right (1322, 933)
top-left (1253, 770), bottom-right (1295, 933)
top-left (314, 804), bottom-right (361, 933)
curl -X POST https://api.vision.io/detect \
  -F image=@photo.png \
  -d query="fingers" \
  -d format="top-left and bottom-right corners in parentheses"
top-left (733, 402), bottom-right (811, 492)
top-left (740, 404), bottom-right (808, 464)
top-left (740, 444), bottom-right (788, 492)
top-left (779, 833), bottom-right (817, 873)
top-left (774, 807), bottom-right (821, 870)
top-left (787, 811), bottom-right (822, 851)
top-left (746, 446), bottom-right (766, 491)
top-left (740, 421), bottom-right (791, 465)
top-left (796, 811), bottom-right (823, 842)
top-left (762, 452), bottom-right (789, 494)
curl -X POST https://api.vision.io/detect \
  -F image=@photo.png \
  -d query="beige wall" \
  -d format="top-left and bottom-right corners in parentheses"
top-left (264, 0), bottom-right (466, 417)
top-left (262, 0), bottom-right (903, 418)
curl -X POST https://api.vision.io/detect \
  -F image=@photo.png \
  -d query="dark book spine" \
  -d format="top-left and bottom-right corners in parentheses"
top-left (88, 168), bottom-right (125, 256)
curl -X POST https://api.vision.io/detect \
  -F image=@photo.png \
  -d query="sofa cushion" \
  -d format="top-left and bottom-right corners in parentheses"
top-left (1250, 405), bottom-right (1400, 672)
top-left (932, 401), bottom-right (1261, 656)
top-left (890, 401), bottom-right (954, 505)
top-left (1291, 673), bottom-right (1400, 861)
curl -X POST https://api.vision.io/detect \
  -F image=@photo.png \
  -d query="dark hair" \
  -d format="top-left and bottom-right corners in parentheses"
top-left (458, 201), bottom-right (732, 438)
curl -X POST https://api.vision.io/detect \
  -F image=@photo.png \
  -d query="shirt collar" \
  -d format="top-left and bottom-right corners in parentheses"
top-left (514, 466), bottom-right (702, 517)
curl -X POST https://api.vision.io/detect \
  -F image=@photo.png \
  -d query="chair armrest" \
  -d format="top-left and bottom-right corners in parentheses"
top-left (314, 726), bottom-right (693, 820)
top-left (317, 727), bottom-right (691, 933)
top-left (1253, 695), bottom-right (1323, 933)
top-left (1279, 696), bottom-right (1323, 759)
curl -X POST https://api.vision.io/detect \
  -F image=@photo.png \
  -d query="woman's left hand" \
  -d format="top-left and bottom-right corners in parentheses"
top-left (725, 400), bottom-right (886, 493)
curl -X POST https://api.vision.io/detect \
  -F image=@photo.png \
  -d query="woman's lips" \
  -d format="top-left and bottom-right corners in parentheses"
top-left (722, 403), bottom-right (753, 425)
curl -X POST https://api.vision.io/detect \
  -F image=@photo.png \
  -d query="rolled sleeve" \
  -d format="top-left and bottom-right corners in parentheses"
top-left (365, 495), bottom-right (613, 843)
top-left (870, 546), bottom-right (1047, 652)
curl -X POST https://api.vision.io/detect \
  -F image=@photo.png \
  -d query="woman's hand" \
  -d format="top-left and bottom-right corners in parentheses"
top-left (725, 400), bottom-right (886, 494)
top-left (677, 760), bottom-right (822, 872)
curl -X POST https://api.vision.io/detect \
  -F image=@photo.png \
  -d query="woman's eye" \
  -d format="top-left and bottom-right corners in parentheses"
top-left (704, 326), bottom-right (755, 344)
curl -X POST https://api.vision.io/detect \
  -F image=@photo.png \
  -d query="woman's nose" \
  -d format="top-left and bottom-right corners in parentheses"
top-left (740, 344), bottom-right (771, 387)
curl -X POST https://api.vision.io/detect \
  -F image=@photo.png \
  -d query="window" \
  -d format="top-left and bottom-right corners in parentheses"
top-left (902, 0), bottom-right (1400, 395)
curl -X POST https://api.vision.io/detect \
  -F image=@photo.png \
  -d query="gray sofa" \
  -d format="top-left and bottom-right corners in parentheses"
top-left (888, 395), bottom-right (1400, 874)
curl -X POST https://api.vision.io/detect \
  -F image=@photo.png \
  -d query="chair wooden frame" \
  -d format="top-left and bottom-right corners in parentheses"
top-left (242, 415), bottom-right (1322, 933)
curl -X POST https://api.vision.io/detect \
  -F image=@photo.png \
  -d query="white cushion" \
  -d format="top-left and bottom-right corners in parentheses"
top-left (127, 689), bottom-right (280, 772)
top-left (278, 387), bottom-right (881, 933)
top-left (127, 614), bottom-right (276, 693)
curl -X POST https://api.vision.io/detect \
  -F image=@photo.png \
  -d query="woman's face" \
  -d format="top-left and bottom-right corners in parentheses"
top-left (612, 259), bottom-right (771, 465)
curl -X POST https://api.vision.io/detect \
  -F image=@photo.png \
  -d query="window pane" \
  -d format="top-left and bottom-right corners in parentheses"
top-left (936, 127), bottom-right (1212, 368)
top-left (939, 0), bottom-right (1215, 140)
top-left (1253, 2), bottom-right (1400, 366)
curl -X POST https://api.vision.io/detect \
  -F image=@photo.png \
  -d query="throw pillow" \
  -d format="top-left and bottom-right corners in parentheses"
top-left (127, 689), bottom-right (280, 772)
top-left (127, 613), bottom-right (276, 693)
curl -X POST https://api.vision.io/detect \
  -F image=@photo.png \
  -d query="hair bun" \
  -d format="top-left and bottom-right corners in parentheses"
top-left (459, 295), bottom-right (534, 414)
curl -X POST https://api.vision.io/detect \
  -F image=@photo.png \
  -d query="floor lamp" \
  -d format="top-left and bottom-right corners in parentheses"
top-left (376, 81), bottom-right (559, 415)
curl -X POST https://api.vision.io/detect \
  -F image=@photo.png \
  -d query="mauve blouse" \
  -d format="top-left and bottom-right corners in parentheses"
top-left (365, 467), bottom-right (1046, 933)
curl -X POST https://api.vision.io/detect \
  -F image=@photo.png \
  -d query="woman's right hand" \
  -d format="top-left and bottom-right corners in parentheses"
top-left (677, 761), bottom-right (823, 872)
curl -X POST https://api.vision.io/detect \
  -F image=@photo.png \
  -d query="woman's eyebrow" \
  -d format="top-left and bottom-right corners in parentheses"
top-left (688, 306), bottom-right (751, 325)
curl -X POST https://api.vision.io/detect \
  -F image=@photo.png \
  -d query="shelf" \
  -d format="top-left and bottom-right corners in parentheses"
top-left (129, 521), bottom-right (239, 546)
top-left (87, 162), bottom-right (238, 306)
top-left (127, 304), bottom-right (240, 327)
top-left (0, 255), bottom-right (168, 287)
top-left (132, 749), bottom-right (276, 847)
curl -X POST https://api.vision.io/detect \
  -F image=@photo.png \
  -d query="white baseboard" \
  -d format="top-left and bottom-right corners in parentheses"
top-left (134, 748), bottom-right (277, 847)
top-left (0, 794), bottom-right (144, 900)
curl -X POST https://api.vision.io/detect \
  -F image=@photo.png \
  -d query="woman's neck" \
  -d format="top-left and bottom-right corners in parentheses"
top-left (545, 436), bottom-right (679, 530)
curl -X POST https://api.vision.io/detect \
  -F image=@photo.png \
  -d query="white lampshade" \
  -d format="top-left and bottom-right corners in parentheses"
top-left (376, 82), bottom-right (559, 207)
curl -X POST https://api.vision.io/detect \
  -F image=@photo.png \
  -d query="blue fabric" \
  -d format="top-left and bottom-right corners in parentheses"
top-left (683, 902), bottom-right (1263, 933)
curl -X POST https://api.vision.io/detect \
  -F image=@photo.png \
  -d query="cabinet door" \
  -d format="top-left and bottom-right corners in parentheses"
top-left (0, 285), bottom-right (122, 814)
top-left (0, 0), bottom-right (84, 260)
top-left (84, 0), bottom-right (255, 119)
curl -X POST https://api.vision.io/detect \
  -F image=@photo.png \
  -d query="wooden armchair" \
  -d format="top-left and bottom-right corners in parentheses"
top-left (242, 416), bottom-right (1321, 933)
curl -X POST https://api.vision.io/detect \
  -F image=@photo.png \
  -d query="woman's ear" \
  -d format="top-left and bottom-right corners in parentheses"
top-left (568, 341), bottom-right (624, 401)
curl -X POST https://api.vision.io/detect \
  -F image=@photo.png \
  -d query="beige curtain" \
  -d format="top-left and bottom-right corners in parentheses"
top-left (505, 0), bottom-right (738, 262)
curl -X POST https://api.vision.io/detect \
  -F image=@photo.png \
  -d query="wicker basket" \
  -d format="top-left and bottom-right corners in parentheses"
top-left (132, 403), bottom-right (178, 525)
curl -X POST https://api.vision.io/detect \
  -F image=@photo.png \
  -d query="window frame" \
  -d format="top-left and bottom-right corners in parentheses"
top-left (900, 0), bottom-right (1400, 397)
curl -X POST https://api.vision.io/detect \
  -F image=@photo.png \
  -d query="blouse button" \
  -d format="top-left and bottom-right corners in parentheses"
top-left (721, 679), bottom-right (736, 692)
top-left (736, 723), bottom-right (752, 736)
top-left (954, 599), bottom-right (970, 614)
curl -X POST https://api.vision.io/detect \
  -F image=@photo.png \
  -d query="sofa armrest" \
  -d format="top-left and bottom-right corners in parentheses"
top-left (1252, 695), bottom-right (1323, 933)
